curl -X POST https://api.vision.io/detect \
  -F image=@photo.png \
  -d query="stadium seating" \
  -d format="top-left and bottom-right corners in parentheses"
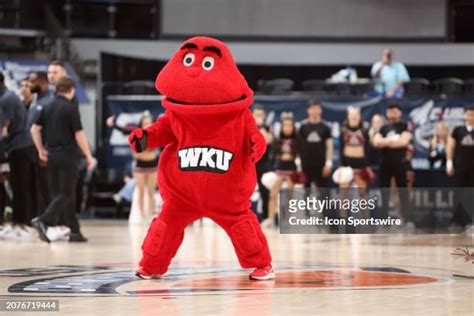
top-left (432, 77), bottom-right (464, 96)
top-left (404, 78), bottom-right (431, 97)
top-left (463, 78), bottom-right (474, 95)
top-left (123, 80), bottom-right (155, 95)
top-left (257, 78), bottom-right (295, 95)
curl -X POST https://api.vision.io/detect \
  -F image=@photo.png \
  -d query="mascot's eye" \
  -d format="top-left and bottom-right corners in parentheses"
top-left (183, 53), bottom-right (195, 67)
top-left (202, 56), bottom-right (215, 71)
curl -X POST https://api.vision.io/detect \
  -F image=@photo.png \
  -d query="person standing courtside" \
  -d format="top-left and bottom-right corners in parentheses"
top-left (252, 105), bottom-right (273, 222)
top-left (30, 77), bottom-right (94, 243)
top-left (26, 74), bottom-right (53, 218)
top-left (446, 106), bottom-right (474, 233)
top-left (0, 72), bottom-right (37, 239)
top-left (39, 61), bottom-right (77, 240)
top-left (298, 100), bottom-right (333, 190)
top-left (298, 100), bottom-right (334, 230)
top-left (373, 104), bottom-right (414, 230)
top-left (47, 60), bottom-right (86, 217)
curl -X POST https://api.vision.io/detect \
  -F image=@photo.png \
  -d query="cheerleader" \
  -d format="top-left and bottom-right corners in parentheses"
top-left (337, 106), bottom-right (374, 189)
top-left (264, 112), bottom-right (299, 227)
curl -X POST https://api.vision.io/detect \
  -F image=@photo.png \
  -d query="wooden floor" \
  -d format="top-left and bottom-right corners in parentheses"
top-left (1, 220), bottom-right (473, 316)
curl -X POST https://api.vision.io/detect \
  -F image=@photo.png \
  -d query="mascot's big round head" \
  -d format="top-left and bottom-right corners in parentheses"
top-left (156, 36), bottom-right (253, 106)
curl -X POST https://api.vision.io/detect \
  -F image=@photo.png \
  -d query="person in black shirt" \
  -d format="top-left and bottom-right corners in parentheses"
top-left (0, 73), bottom-right (37, 236)
top-left (36, 61), bottom-right (76, 240)
top-left (29, 71), bottom-right (54, 144)
top-left (30, 77), bottom-right (94, 243)
top-left (28, 73), bottom-right (53, 218)
top-left (373, 104), bottom-right (413, 228)
top-left (47, 60), bottom-right (84, 224)
top-left (252, 105), bottom-right (273, 222)
top-left (21, 77), bottom-right (52, 220)
top-left (446, 105), bottom-right (474, 231)
top-left (368, 114), bottom-right (385, 167)
top-left (298, 100), bottom-right (333, 189)
top-left (45, 62), bottom-right (75, 238)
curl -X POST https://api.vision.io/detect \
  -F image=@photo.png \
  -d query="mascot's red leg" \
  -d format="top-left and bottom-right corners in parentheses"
top-left (209, 208), bottom-right (272, 269)
top-left (139, 199), bottom-right (200, 275)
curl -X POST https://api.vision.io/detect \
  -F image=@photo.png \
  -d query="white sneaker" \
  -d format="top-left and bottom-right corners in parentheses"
top-left (1, 226), bottom-right (32, 241)
top-left (0, 225), bottom-right (16, 240)
top-left (0, 225), bottom-right (10, 239)
top-left (46, 227), bottom-right (59, 241)
top-left (58, 227), bottom-right (71, 241)
top-left (47, 227), bottom-right (71, 241)
top-left (16, 226), bottom-right (35, 241)
top-left (260, 218), bottom-right (274, 228)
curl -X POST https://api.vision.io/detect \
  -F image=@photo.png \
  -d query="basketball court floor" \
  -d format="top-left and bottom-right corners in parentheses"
top-left (1, 220), bottom-right (472, 315)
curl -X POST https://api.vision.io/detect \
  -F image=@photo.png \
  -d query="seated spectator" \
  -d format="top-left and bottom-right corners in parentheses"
top-left (429, 121), bottom-right (449, 169)
top-left (113, 161), bottom-right (135, 206)
top-left (371, 49), bottom-right (410, 98)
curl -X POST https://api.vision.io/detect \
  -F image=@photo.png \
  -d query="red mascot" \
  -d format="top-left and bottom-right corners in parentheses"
top-left (128, 36), bottom-right (274, 280)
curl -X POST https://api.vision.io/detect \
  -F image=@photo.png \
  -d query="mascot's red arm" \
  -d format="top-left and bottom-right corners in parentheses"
top-left (245, 110), bottom-right (266, 163)
top-left (128, 114), bottom-right (175, 152)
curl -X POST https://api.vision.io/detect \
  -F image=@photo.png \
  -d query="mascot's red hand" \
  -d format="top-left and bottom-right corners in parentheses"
top-left (250, 132), bottom-right (266, 163)
top-left (128, 128), bottom-right (148, 153)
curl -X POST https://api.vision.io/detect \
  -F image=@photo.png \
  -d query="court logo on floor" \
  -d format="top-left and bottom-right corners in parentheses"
top-left (2, 264), bottom-right (440, 296)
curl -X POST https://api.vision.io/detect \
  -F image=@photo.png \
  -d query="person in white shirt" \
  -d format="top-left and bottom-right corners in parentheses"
top-left (371, 49), bottom-right (410, 98)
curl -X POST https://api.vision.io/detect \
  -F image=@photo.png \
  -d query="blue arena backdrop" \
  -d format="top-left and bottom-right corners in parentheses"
top-left (0, 59), bottom-right (90, 104)
top-left (106, 95), bottom-right (474, 180)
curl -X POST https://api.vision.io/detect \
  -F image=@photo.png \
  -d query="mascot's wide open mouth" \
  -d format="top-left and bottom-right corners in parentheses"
top-left (167, 94), bottom-right (247, 106)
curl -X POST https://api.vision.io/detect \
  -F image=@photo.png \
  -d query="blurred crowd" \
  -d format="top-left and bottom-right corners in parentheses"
top-left (251, 100), bottom-right (474, 232)
top-left (106, 98), bottom-right (473, 234)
